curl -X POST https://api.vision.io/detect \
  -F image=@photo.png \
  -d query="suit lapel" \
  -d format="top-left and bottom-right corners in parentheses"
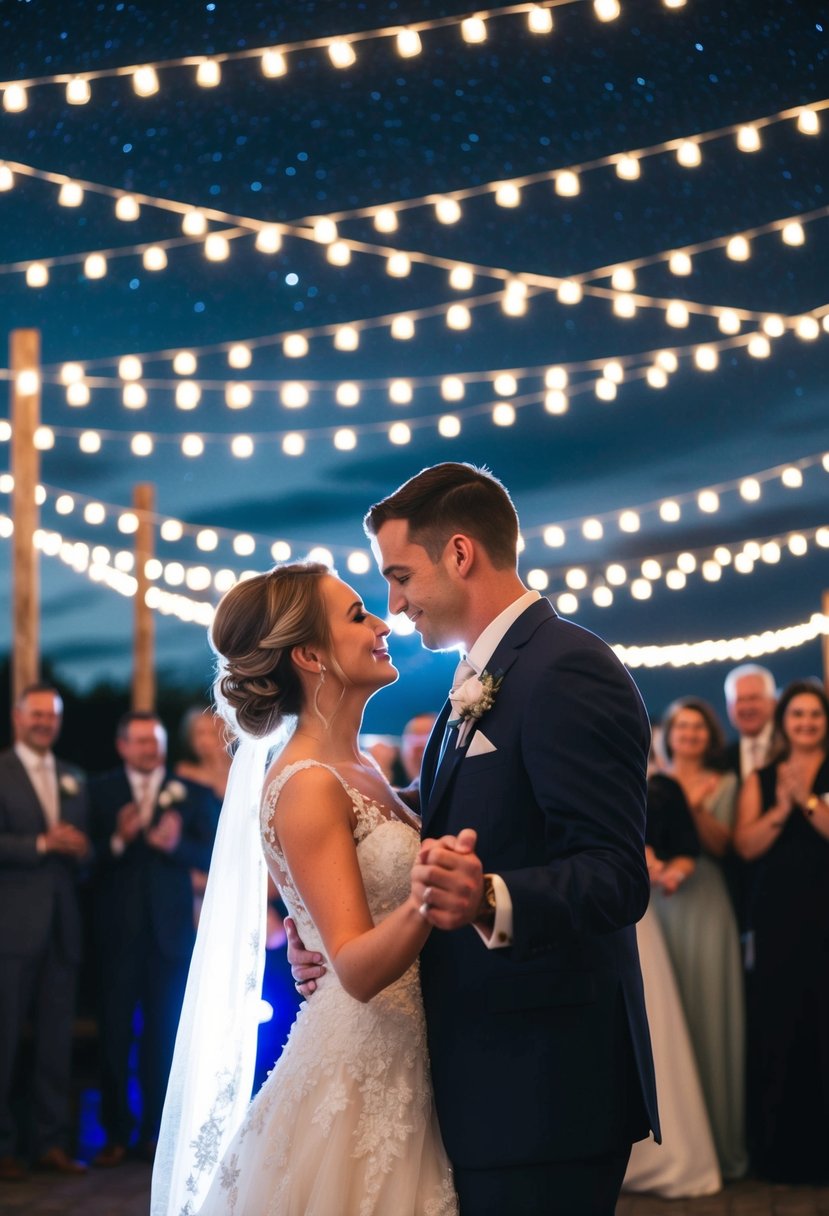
top-left (421, 597), bottom-right (557, 833)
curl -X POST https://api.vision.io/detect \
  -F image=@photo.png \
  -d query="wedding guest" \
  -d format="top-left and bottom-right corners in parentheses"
top-left (400, 712), bottom-right (438, 784)
top-left (734, 678), bottom-right (829, 1183)
top-left (0, 684), bottom-right (90, 1180)
top-left (175, 708), bottom-right (230, 923)
top-left (653, 697), bottom-right (748, 1180)
top-left (625, 770), bottom-right (721, 1198)
top-left (88, 711), bottom-right (216, 1166)
top-left (723, 665), bottom-right (777, 780)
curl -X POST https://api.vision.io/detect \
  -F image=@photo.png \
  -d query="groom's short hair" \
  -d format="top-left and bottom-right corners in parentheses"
top-left (364, 462), bottom-right (519, 569)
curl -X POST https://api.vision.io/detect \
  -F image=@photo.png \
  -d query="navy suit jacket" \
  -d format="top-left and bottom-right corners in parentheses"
top-left (88, 768), bottom-right (216, 961)
top-left (0, 748), bottom-right (88, 963)
top-left (419, 598), bottom-right (658, 1168)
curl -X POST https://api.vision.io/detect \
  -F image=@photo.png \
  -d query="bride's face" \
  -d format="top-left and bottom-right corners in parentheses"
top-left (319, 576), bottom-right (398, 691)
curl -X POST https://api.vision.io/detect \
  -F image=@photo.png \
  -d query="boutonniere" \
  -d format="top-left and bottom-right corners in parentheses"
top-left (449, 669), bottom-right (503, 725)
top-left (59, 772), bottom-right (80, 797)
top-left (158, 779), bottom-right (188, 809)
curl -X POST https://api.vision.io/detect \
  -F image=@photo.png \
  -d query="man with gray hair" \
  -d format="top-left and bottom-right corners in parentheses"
top-left (723, 664), bottom-right (777, 780)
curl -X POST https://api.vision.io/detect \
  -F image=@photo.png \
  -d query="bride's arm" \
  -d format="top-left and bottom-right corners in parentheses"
top-left (274, 767), bottom-right (430, 1004)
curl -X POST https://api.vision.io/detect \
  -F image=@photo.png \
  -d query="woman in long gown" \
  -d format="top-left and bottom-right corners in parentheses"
top-left (624, 772), bottom-right (721, 1199)
top-left (651, 699), bottom-right (748, 1180)
top-left (152, 562), bottom-right (457, 1216)
top-left (734, 679), bottom-right (829, 1183)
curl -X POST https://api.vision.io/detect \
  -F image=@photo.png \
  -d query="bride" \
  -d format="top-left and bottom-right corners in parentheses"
top-left (151, 561), bottom-right (457, 1215)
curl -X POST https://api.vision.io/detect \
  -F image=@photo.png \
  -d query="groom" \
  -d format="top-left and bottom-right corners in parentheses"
top-left (291, 463), bottom-right (658, 1215)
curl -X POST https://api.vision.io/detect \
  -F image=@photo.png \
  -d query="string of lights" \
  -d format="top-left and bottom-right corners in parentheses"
top-left (4, 524), bottom-right (826, 670)
top-left (2, 134), bottom-right (826, 336)
top-left (0, 1), bottom-right (688, 112)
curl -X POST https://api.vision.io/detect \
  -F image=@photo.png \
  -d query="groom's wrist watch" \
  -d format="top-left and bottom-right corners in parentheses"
top-left (476, 875), bottom-right (497, 926)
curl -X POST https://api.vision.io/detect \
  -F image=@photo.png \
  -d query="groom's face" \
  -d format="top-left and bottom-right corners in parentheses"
top-left (372, 519), bottom-right (464, 652)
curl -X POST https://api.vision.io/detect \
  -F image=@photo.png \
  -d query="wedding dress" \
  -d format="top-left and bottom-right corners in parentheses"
top-left (196, 760), bottom-right (457, 1216)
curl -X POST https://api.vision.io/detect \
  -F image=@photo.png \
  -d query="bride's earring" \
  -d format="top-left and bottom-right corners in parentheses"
top-left (313, 664), bottom-right (327, 725)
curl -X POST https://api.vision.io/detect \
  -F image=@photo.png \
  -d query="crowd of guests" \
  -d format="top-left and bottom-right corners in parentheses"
top-left (625, 664), bottom-right (829, 1198)
top-left (1, 668), bottom-right (827, 1192)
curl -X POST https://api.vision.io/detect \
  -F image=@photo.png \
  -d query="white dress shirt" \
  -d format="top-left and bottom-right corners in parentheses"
top-left (459, 589), bottom-right (541, 951)
top-left (15, 741), bottom-right (59, 829)
top-left (739, 722), bottom-right (773, 776)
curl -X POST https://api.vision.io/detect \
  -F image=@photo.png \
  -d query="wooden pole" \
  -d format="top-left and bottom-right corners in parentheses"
top-left (823, 589), bottom-right (829, 687)
top-left (10, 329), bottom-right (41, 705)
top-left (132, 483), bottom-right (156, 712)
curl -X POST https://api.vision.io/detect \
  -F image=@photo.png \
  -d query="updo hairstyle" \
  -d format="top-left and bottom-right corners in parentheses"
top-left (210, 562), bottom-right (330, 740)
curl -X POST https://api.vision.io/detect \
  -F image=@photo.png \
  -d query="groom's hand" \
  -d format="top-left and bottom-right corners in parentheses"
top-left (413, 828), bottom-right (484, 930)
top-left (285, 916), bottom-right (326, 997)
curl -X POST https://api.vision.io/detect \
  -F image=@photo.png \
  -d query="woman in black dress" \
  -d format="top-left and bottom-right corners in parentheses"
top-left (734, 679), bottom-right (829, 1182)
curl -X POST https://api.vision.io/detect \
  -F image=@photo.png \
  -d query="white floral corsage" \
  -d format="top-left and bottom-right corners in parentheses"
top-left (449, 670), bottom-right (503, 725)
top-left (59, 772), bottom-right (80, 796)
top-left (158, 779), bottom-right (188, 809)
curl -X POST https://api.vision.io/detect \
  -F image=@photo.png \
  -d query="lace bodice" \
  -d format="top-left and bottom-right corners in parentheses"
top-left (261, 759), bottom-right (420, 958)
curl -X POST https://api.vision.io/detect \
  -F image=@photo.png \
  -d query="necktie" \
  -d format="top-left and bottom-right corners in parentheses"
top-left (34, 757), bottom-right (59, 828)
top-left (135, 775), bottom-right (154, 826)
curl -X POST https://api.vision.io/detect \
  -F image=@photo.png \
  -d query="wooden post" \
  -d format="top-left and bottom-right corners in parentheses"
top-left (10, 329), bottom-right (41, 705)
top-left (823, 589), bottom-right (829, 687)
top-left (132, 483), bottom-right (156, 712)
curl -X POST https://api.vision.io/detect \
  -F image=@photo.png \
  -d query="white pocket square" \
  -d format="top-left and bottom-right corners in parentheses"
top-left (466, 731), bottom-right (497, 757)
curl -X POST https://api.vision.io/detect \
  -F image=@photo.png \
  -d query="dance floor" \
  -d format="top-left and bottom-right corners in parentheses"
top-left (2, 1170), bottom-right (828, 1215)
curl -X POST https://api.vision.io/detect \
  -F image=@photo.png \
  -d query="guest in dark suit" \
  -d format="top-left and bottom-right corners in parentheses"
top-left (292, 463), bottom-right (658, 1216)
top-left (0, 683), bottom-right (90, 1182)
top-left (723, 664), bottom-right (777, 780)
top-left (88, 711), bottom-right (216, 1166)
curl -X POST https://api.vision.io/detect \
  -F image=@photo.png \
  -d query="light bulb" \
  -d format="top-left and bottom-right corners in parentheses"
top-left (797, 108), bottom-right (820, 135)
top-left (133, 67), bottom-right (159, 96)
top-left (313, 217), bottom-right (338, 244)
top-left (182, 208), bottom-right (208, 236)
top-left (460, 16), bottom-right (487, 43)
top-left (228, 344), bottom-right (252, 368)
top-left (781, 466), bottom-right (803, 488)
top-left (281, 382), bottom-right (309, 408)
top-left (225, 383), bottom-right (252, 409)
top-left (492, 403), bottom-right (516, 427)
top-left (255, 225), bottom-right (282, 253)
top-left (656, 350), bottom-right (679, 372)
top-left (619, 511), bottom-right (640, 533)
top-left (66, 77), bottom-right (91, 105)
top-left (595, 378), bottom-right (617, 402)
top-left (115, 194), bottom-right (140, 221)
top-left (389, 379), bottom-right (412, 405)
top-left (528, 6), bottom-right (554, 33)
top-left (123, 384), bottom-right (147, 409)
top-left (646, 366), bottom-right (668, 389)
top-left (26, 263), bottom-right (49, 288)
top-left (694, 346), bottom-right (719, 371)
top-left (676, 140), bottom-right (702, 168)
top-left (119, 356), bottom-right (142, 381)
top-left (668, 251), bottom-right (692, 276)
top-left (593, 0), bottom-right (621, 20)
top-left (204, 233), bottom-right (230, 261)
top-left (283, 334), bottom-right (309, 358)
top-left (79, 431), bottom-right (101, 453)
top-left (736, 125), bottom-right (761, 152)
top-left (613, 294), bottom-right (637, 318)
top-left (396, 28), bottom-right (422, 57)
top-left (494, 182), bottom-right (521, 208)
top-left (545, 367), bottom-right (568, 390)
top-left (781, 221), bottom-right (805, 246)
top-left (67, 382), bottom-right (90, 406)
top-left (717, 309), bottom-right (741, 334)
top-left (557, 280), bottom-right (583, 305)
top-left (181, 435), bottom-right (205, 458)
top-left (698, 490), bottom-right (720, 513)
top-left (739, 478), bottom-right (761, 501)
top-left (328, 40), bottom-right (357, 68)
top-left (555, 170), bottom-right (580, 197)
top-left (374, 208), bottom-right (398, 233)
top-left (231, 435), bottom-right (255, 459)
top-left (611, 267), bottom-right (635, 292)
top-left (3, 85), bottom-right (28, 112)
top-left (543, 526), bottom-right (565, 548)
top-left (665, 301), bottom-right (690, 327)
top-left (435, 197), bottom-right (462, 224)
top-left (386, 253), bottom-right (411, 278)
top-left (58, 182), bottom-right (83, 207)
top-left (582, 518), bottom-right (604, 540)
top-left (446, 304), bottom-right (471, 330)
top-left (334, 427), bottom-right (357, 450)
top-left (438, 415), bottom-right (461, 438)
top-left (388, 423), bottom-right (411, 445)
top-left (747, 334), bottom-right (771, 359)
top-left (196, 60), bottom-right (221, 87)
top-left (327, 241), bottom-right (351, 266)
top-left (143, 246), bottom-right (168, 271)
top-left (659, 500), bottom-right (681, 522)
top-left (795, 315), bottom-right (820, 341)
top-left (261, 50), bottom-right (287, 77)
top-left (544, 390), bottom-right (568, 414)
top-left (615, 155), bottom-right (641, 180)
top-left (336, 383), bottom-right (360, 406)
top-left (493, 373), bottom-right (517, 396)
top-left (334, 325), bottom-right (359, 351)
top-left (84, 254), bottom-right (107, 279)
top-left (0, 164), bottom-right (13, 191)
top-left (441, 376), bottom-right (465, 401)
top-left (726, 235), bottom-right (750, 261)
top-left (175, 382), bottom-right (201, 410)
top-left (449, 265), bottom-right (474, 290)
top-left (390, 316), bottom-right (415, 340)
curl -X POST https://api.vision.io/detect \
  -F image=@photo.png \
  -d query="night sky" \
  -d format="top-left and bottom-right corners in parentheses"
top-left (0, 0), bottom-right (827, 733)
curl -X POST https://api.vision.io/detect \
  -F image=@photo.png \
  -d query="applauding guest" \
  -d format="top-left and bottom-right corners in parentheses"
top-left (653, 698), bottom-right (747, 1181)
top-left (735, 679), bottom-right (829, 1183)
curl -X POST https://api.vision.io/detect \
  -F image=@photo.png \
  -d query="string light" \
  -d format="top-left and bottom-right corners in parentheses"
top-left (261, 49), bottom-right (288, 77)
top-left (396, 29), bottom-right (422, 58)
top-left (133, 67), bottom-right (159, 96)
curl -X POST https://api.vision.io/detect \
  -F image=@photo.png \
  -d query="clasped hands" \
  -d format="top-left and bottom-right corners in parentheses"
top-left (116, 801), bottom-right (183, 852)
top-left (286, 827), bottom-right (485, 997)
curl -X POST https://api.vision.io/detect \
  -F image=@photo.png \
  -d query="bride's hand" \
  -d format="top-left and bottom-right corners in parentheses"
top-left (286, 916), bottom-right (327, 997)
